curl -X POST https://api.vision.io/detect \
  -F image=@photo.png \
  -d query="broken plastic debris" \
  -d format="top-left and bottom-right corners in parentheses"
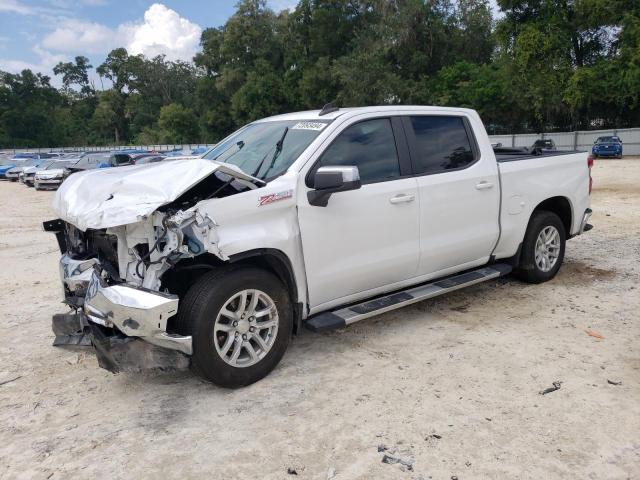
top-left (585, 329), bottom-right (605, 340)
top-left (539, 381), bottom-right (562, 395)
top-left (381, 454), bottom-right (414, 471)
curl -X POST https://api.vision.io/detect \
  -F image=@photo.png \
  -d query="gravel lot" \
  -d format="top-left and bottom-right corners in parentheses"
top-left (0, 158), bottom-right (639, 480)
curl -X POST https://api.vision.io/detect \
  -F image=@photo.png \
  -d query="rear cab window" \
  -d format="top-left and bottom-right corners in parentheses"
top-left (404, 116), bottom-right (477, 175)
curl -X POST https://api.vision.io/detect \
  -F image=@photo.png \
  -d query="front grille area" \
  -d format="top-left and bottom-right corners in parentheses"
top-left (65, 222), bottom-right (120, 279)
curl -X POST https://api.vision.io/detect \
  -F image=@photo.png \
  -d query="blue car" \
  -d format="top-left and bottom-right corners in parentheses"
top-left (592, 136), bottom-right (623, 158)
top-left (0, 160), bottom-right (16, 179)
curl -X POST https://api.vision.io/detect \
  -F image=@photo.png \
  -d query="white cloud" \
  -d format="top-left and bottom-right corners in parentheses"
top-left (0, 0), bottom-right (33, 14)
top-left (0, 2), bottom-right (200, 85)
top-left (39, 3), bottom-right (201, 61)
top-left (121, 3), bottom-right (201, 61)
top-left (0, 46), bottom-right (66, 85)
top-left (42, 19), bottom-right (117, 54)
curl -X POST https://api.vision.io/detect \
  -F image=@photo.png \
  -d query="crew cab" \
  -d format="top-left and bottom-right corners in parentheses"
top-left (45, 106), bottom-right (593, 387)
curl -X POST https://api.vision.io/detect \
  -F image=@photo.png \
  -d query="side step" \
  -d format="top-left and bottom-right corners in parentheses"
top-left (305, 263), bottom-right (512, 333)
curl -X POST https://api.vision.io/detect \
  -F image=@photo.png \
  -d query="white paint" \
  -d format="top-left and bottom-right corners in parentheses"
top-left (52, 158), bottom-right (261, 231)
top-left (52, 105), bottom-right (591, 322)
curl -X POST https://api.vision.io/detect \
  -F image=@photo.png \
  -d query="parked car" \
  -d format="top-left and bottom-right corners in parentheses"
top-left (107, 151), bottom-right (158, 166)
top-left (0, 157), bottom-right (17, 179)
top-left (592, 136), bottom-right (622, 158)
top-left (1, 153), bottom-right (39, 179)
top-left (530, 139), bottom-right (557, 153)
top-left (45, 106), bottom-right (593, 387)
top-left (5, 157), bottom-right (47, 181)
top-left (67, 152), bottom-right (113, 172)
top-left (31, 159), bottom-right (81, 189)
top-left (191, 146), bottom-right (209, 155)
top-left (33, 153), bottom-right (107, 189)
top-left (133, 154), bottom-right (165, 165)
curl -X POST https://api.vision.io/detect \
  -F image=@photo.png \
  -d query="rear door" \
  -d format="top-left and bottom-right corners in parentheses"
top-left (297, 117), bottom-right (420, 310)
top-left (402, 114), bottom-right (501, 276)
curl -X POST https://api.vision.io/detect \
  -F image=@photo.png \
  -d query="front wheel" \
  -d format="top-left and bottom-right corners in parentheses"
top-left (176, 266), bottom-right (292, 388)
top-left (514, 210), bottom-right (566, 283)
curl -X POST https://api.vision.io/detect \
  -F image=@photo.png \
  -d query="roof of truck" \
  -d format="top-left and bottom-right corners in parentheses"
top-left (257, 105), bottom-right (476, 122)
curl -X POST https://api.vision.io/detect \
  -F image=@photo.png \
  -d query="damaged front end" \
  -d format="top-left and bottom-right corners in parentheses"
top-left (46, 216), bottom-right (200, 372)
top-left (44, 160), bottom-right (265, 373)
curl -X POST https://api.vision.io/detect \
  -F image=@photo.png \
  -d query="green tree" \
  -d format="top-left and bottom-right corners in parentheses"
top-left (53, 56), bottom-right (94, 96)
top-left (158, 103), bottom-right (200, 143)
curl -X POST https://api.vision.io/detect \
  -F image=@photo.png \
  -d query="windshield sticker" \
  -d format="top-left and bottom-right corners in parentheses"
top-left (259, 190), bottom-right (293, 206)
top-left (291, 121), bottom-right (327, 131)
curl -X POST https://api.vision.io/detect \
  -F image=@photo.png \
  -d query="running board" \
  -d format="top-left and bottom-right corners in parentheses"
top-left (305, 264), bottom-right (512, 333)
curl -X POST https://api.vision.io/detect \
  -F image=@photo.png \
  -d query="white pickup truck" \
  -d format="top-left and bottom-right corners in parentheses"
top-left (45, 106), bottom-right (593, 387)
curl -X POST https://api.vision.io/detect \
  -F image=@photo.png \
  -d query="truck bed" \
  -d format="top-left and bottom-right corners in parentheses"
top-left (494, 147), bottom-right (584, 163)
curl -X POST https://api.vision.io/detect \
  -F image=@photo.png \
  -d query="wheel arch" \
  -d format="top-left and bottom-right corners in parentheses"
top-left (163, 249), bottom-right (303, 334)
top-left (532, 196), bottom-right (573, 238)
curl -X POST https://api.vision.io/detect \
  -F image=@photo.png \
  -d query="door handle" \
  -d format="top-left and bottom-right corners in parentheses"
top-left (389, 193), bottom-right (415, 204)
top-left (475, 181), bottom-right (494, 190)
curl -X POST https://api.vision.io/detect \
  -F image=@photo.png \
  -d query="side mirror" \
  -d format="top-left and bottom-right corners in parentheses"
top-left (307, 166), bottom-right (361, 207)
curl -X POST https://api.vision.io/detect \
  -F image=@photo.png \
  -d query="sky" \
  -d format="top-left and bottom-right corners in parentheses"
top-left (0, 0), bottom-right (297, 84)
top-left (0, 0), bottom-right (498, 86)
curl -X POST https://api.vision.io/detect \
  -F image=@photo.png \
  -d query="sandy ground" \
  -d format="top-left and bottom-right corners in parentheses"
top-left (0, 158), bottom-right (639, 480)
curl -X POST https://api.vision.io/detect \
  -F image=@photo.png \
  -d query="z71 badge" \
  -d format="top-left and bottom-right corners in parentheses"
top-left (259, 190), bottom-right (293, 206)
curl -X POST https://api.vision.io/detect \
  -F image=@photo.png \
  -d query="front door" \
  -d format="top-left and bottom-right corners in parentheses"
top-left (297, 117), bottom-right (420, 310)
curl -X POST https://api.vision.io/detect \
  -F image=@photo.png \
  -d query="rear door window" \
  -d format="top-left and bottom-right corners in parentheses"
top-left (407, 116), bottom-right (476, 174)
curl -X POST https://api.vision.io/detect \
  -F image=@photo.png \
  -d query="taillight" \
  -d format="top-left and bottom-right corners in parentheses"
top-left (588, 154), bottom-right (594, 194)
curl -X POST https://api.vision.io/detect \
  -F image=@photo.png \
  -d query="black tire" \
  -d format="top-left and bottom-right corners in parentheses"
top-left (176, 266), bottom-right (292, 388)
top-left (513, 210), bottom-right (566, 284)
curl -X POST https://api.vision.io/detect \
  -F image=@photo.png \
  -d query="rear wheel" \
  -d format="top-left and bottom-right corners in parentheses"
top-left (176, 266), bottom-right (292, 388)
top-left (514, 210), bottom-right (566, 283)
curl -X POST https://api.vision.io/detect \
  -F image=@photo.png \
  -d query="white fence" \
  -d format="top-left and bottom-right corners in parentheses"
top-left (0, 144), bottom-right (216, 155)
top-left (2, 127), bottom-right (640, 156)
top-left (489, 127), bottom-right (640, 156)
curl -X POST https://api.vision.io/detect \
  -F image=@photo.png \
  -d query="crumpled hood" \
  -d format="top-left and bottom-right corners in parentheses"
top-left (53, 158), bottom-right (263, 231)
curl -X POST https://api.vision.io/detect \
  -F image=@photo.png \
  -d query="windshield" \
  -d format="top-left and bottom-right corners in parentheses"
top-left (35, 160), bottom-right (57, 170)
top-left (596, 136), bottom-right (618, 143)
top-left (202, 120), bottom-right (330, 180)
top-left (75, 152), bottom-right (111, 167)
top-left (13, 153), bottom-right (38, 159)
top-left (45, 160), bottom-right (74, 169)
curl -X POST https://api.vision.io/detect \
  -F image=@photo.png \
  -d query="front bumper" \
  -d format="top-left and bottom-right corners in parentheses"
top-left (52, 311), bottom-right (190, 372)
top-left (35, 177), bottom-right (63, 188)
top-left (593, 149), bottom-right (621, 157)
top-left (59, 254), bottom-right (192, 356)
